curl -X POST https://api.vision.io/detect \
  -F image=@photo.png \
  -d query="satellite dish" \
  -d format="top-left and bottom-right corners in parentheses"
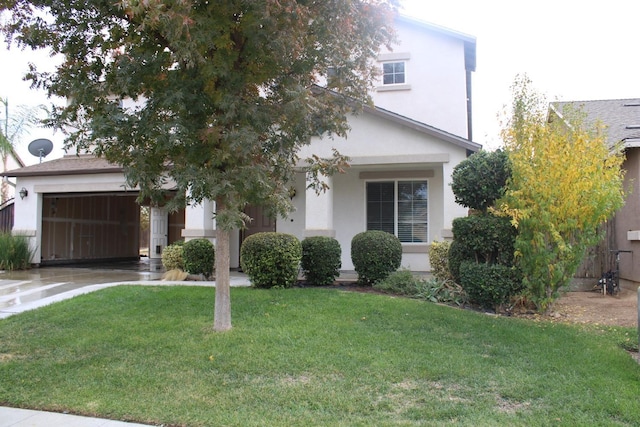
top-left (28, 138), bottom-right (53, 163)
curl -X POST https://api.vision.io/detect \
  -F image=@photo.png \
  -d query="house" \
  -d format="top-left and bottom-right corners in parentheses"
top-left (1, 15), bottom-right (480, 272)
top-left (551, 99), bottom-right (640, 287)
top-left (0, 144), bottom-right (27, 232)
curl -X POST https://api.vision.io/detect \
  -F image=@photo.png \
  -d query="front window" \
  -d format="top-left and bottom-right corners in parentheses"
top-left (382, 62), bottom-right (405, 85)
top-left (366, 180), bottom-right (428, 243)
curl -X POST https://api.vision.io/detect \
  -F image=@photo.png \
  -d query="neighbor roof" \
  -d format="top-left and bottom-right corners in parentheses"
top-left (550, 99), bottom-right (640, 148)
top-left (0, 154), bottom-right (123, 178)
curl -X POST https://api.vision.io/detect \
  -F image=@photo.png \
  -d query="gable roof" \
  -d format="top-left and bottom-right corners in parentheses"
top-left (3, 103), bottom-right (481, 179)
top-left (550, 99), bottom-right (640, 148)
top-left (0, 154), bottom-right (122, 178)
top-left (364, 104), bottom-right (481, 153)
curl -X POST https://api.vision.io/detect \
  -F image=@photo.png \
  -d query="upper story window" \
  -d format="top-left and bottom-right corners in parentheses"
top-left (382, 62), bottom-right (406, 85)
top-left (376, 52), bottom-right (411, 92)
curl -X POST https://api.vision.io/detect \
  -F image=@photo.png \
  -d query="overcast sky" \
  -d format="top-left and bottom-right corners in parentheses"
top-left (402, 0), bottom-right (640, 149)
top-left (1, 0), bottom-right (639, 164)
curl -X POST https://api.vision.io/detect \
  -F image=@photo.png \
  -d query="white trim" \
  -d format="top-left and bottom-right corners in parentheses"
top-left (378, 52), bottom-right (411, 62)
top-left (376, 84), bottom-right (412, 92)
top-left (359, 170), bottom-right (434, 180)
top-left (181, 229), bottom-right (217, 238)
top-left (303, 229), bottom-right (336, 238)
top-left (350, 154), bottom-right (450, 166)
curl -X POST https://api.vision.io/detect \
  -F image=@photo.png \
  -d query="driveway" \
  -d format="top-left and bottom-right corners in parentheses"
top-left (0, 259), bottom-right (249, 319)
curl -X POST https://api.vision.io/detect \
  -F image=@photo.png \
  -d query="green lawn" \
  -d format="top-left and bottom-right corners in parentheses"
top-left (0, 286), bottom-right (639, 426)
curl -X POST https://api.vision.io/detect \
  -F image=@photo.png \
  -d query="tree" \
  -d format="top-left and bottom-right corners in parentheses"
top-left (0, 98), bottom-right (42, 203)
top-left (0, 0), bottom-right (398, 330)
top-left (497, 76), bottom-right (626, 312)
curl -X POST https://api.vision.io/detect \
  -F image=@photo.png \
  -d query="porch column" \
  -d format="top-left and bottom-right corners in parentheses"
top-left (304, 174), bottom-right (335, 238)
top-left (181, 198), bottom-right (216, 243)
top-left (12, 182), bottom-right (40, 264)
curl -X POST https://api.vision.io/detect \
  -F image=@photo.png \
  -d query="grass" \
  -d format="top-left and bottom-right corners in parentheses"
top-left (0, 286), bottom-right (639, 426)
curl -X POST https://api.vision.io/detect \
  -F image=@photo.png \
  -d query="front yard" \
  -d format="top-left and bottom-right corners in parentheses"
top-left (0, 286), bottom-right (638, 426)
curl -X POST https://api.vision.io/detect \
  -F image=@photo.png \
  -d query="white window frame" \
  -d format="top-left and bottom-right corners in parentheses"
top-left (382, 61), bottom-right (406, 86)
top-left (376, 52), bottom-right (411, 92)
top-left (365, 179), bottom-right (429, 244)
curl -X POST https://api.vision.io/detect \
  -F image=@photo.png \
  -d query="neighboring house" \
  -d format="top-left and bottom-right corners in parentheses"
top-left (1, 15), bottom-right (480, 272)
top-left (0, 146), bottom-right (25, 232)
top-left (550, 99), bottom-right (640, 286)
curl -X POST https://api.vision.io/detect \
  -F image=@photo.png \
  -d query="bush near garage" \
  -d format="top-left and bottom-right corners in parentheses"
top-left (161, 241), bottom-right (185, 271)
top-left (183, 238), bottom-right (215, 278)
top-left (0, 232), bottom-right (33, 270)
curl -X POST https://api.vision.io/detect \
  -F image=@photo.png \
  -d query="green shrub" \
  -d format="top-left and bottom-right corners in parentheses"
top-left (417, 279), bottom-right (468, 307)
top-left (351, 230), bottom-right (402, 285)
top-left (374, 269), bottom-right (467, 306)
top-left (452, 214), bottom-right (517, 266)
top-left (458, 261), bottom-right (523, 310)
top-left (183, 239), bottom-right (215, 278)
top-left (301, 236), bottom-right (341, 285)
top-left (449, 214), bottom-right (517, 282)
top-left (161, 241), bottom-right (185, 271)
top-left (0, 232), bottom-right (32, 270)
top-left (240, 232), bottom-right (301, 288)
top-left (373, 269), bottom-right (423, 296)
top-left (451, 149), bottom-right (511, 212)
top-left (428, 240), bottom-right (453, 281)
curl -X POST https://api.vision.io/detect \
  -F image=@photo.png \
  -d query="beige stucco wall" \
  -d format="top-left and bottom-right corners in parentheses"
top-left (614, 147), bottom-right (640, 286)
top-left (372, 19), bottom-right (471, 138)
top-left (281, 111), bottom-right (472, 272)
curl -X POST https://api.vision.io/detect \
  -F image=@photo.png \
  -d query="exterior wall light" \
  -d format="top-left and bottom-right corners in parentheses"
top-left (19, 187), bottom-right (28, 200)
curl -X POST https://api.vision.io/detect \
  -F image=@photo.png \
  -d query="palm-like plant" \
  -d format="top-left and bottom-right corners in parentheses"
top-left (0, 98), bottom-right (43, 203)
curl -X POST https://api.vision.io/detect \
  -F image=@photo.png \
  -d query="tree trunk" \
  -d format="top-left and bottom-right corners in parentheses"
top-left (213, 198), bottom-right (232, 331)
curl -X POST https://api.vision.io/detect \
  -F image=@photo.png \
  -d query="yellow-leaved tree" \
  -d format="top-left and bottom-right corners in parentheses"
top-left (497, 76), bottom-right (626, 312)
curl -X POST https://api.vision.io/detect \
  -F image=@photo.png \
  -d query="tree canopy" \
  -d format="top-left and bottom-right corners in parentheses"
top-left (0, 0), bottom-right (398, 330)
top-left (497, 76), bottom-right (626, 311)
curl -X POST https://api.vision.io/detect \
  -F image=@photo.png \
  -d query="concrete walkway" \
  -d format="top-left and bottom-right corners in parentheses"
top-left (0, 406), bottom-right (153, 427)
top-left (0, 261), bottom-right (250, 319)
top-left (0, 260), bottom-right (250, 426)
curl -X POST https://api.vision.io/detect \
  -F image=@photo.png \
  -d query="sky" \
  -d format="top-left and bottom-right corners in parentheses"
top-left (1, 0), bottom-right (639, 164)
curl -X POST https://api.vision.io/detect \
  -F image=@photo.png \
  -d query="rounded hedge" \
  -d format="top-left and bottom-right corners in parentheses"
top-left (458, 261), bottom-right (523, 310)
top-left (161, 241), bottom-right (185, 271)
top-left (240, 232), bottom-right (302, 288)
top-left (301, 236), bottom-right (342, 285)
top-left (351, 230), bottom-right (402, 285)
top-left (183, 238), bottom-right (215, 278)
top-left (451, 149), bottom-right (510, 212)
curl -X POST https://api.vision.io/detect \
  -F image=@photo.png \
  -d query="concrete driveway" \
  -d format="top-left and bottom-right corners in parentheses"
top-left (0, 259), bottom-right (249, 319)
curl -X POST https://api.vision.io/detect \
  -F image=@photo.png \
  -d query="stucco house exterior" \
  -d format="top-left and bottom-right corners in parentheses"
top-left (551, 99), bottom-right (640, 287)
top-left (2, 15), bottom-right (480, 272)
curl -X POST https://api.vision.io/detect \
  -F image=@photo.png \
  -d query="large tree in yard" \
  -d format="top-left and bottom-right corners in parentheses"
top-left (0, 0), bottom-right (398, 330)
top-left (497, 76), bottom-right (626, 312)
